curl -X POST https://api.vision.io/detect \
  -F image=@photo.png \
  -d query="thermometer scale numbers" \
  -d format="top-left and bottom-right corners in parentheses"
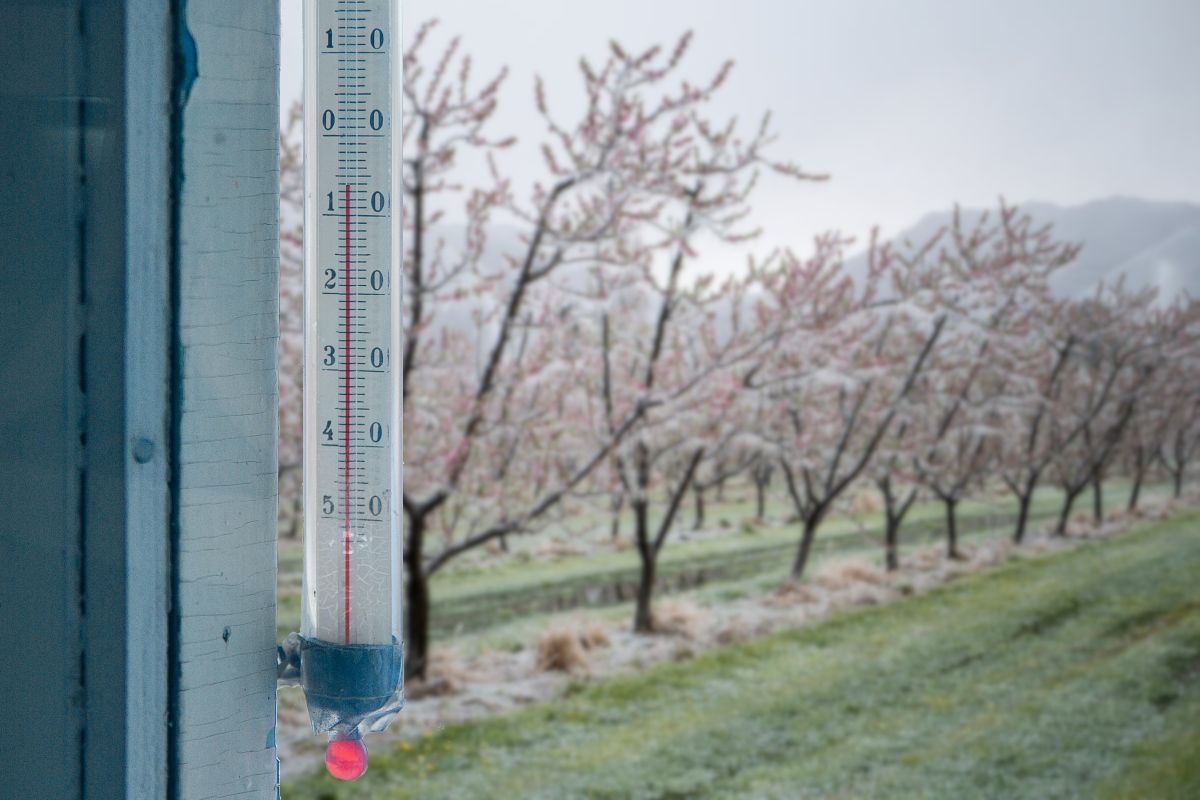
top-left (305, 0), bottom-right (395, 647)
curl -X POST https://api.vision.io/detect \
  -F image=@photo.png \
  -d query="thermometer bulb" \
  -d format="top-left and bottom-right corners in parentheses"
top-left (325, 736), bottom-right (368, 781)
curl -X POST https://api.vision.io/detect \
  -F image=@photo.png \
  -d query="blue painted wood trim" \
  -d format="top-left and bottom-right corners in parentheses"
top-left (0, 1), bottom-right (172, 797)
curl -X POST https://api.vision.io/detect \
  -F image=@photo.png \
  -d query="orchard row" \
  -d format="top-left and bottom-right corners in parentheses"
top-left (278, 23), bottom-right (1200, 679)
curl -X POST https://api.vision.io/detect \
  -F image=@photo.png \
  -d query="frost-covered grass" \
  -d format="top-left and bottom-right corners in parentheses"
top-left (285, 509), bottom-right (1200, 799)
top-left (276, 484), bottom-right (1098, 641)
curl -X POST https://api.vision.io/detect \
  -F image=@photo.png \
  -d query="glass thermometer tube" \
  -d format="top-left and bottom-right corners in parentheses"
top-left (301, 0), bottom-right (402, 772)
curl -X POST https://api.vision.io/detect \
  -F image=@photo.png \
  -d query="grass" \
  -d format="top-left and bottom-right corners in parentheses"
top-left (284, 508), bottom-right (1200, 799)
top-left (276, 485), bottom-right (1093, 641)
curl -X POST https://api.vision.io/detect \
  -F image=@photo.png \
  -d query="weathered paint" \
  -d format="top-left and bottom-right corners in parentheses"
top-left (124, 0), bottom-right (175, 796)
top-left (0, 0), bottom-right (173, 797)
top-left (0, 3), bottom-right (280, 795)
top-left (171, 2), bottom-right (281, 798)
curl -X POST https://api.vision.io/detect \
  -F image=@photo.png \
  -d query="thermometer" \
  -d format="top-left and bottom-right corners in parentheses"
top-left (301, 0), bottom-right (402, 780)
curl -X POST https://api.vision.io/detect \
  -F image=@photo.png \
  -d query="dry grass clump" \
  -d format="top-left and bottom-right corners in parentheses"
top-left (844, 585), bottom-right (886, 607)
top-left (536, 628), bottom-right (590, 674)
top-left (407, 649), bottom-right (468, 699)
top-left (1061, 513), bottom-right (1099, 537)
top-left (535, 620), bottom-right (612, 675)
top-left (813, 559), bottom-right (887, 591)
top-left (843, 562), bottom-right (888, 585)
top-left (909, 545), bottom-right (944, 571)
top-left (650, 600), bottom-right (706, 639)
top-left (582, 622), bottom-right (611, 649)
top-left (715, 617), bottom-right (755, 645)
top-left (1106, 508), bottom-right (1132, 525)
top-left (764, 581), bottom-right (819, 608)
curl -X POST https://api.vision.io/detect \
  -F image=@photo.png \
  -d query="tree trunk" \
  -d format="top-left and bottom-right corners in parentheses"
top-left (1013, 489), bottom-right (1033, 544)
top-left (754, 473), bottom-right (768, 519)
top-left (404, 514), bottom-right (430, 680)
top-left (1128, 453), bottom-right (1145, 510)
top-left (1174, 467), bottom-right (1184, 498)
top-left (284, 499), bottom-right (299, 540)
top-left (1091, 474), bottom-right (1104, 523)
top-left (633, 551), bottom-right (657, 633)
top-left (693, 484), bottom-right (705, 531)
top-left (884, 516), bottom-right (900, 572)
top-left (610, 492), bottom-right (624, 540)
top-left (790, 514), bottom-right (821, 580)
top-left (716, 474), bottom-right (726, 502)
top-left (945, 497), bottom-right (961, 560)
top-left (879, 480), bottom-right (901, 572)
top-left (632, 500), bottom-right (656, 633)
top-left (1055, 488), bottom-right (1079, 536)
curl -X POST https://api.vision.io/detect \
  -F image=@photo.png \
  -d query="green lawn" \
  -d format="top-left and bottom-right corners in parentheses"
top-left (285, 509), bottom-right (1200, 799)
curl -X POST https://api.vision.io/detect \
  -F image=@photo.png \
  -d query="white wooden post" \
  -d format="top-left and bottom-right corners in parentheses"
top-left (172, 2), bottom-right (281, 797)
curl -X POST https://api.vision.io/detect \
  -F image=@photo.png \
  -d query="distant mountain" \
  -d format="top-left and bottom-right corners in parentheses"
top-left (421, 198), bottom-right (1198, 320)
top-left (885, 196), bottom-right (1200, 301)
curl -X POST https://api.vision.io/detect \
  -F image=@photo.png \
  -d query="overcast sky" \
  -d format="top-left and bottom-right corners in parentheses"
top-left (282, 0), bottom-right (1200, 264)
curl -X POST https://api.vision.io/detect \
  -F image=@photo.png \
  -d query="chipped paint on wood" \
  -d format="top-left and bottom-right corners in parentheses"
top-left (173, 2), bottom-right (281, 797)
